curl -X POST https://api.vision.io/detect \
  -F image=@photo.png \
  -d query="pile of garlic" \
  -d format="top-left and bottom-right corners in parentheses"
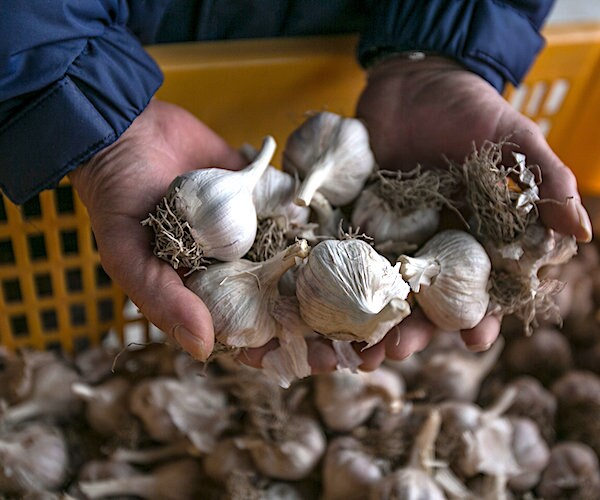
top-left (143, 111), bottom-right (576, 379)
top-left (1, 240), bottom-right (599, 499)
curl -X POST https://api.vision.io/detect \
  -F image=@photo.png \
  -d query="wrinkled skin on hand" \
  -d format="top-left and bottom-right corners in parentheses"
top-left (352, 55), bottom-right (592, 362)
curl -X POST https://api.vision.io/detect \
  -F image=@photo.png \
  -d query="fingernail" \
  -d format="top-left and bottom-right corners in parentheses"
top-left (173, 325), bottom-right (208, 361)
top-left (575, 201), bottom-right (593, 243)
top-left (467, 342), bottom-right (492, 353)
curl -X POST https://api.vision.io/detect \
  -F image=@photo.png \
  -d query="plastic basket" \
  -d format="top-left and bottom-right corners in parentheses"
top-left (2, 23), bottom-right (600, 351)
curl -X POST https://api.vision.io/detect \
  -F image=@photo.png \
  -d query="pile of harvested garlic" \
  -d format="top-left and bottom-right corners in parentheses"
top-left (1, 241), bottom-right (599, 498)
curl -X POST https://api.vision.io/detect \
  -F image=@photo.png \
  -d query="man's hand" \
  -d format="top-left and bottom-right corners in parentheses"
top-left (69, 100), bottom-right (246, 361)
top-left (355, 55), bottom-right (592, 358)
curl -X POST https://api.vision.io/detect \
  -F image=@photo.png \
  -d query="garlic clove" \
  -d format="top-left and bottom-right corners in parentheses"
top-left (398, 230), bottom-right (491, 331)
top-left (186, 240), bottom-right (310, 349)
top-left (142, 136), bottom-right (276, 269)
top-left (296, 238), bottom-right (410, 347)
top-left (283, 111), bottom-right (375, 207)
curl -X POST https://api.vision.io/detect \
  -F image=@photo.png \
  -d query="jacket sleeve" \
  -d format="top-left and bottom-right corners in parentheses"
top-left (358, 0), bottom-right (555, 93)
top-left (0, 1), bottom-right (164, 204)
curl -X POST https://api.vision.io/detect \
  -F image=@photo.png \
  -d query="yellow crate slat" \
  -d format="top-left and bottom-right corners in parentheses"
top-left (2, 23), bottom-right (600, 351)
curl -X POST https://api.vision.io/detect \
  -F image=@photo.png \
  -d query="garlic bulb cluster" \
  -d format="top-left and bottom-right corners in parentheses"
top-left (296, 238), bottom-right (411, 347)
top-left (283, 111), bottom-right (375, 207)
top-left (398, 230), bottom-right (491, 331)
top-left (186, 240), bottom-right (310, 348)
top-left (143, 136), bottom-right (276, 270)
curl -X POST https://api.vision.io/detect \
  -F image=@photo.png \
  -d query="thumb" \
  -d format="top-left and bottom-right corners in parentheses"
top-left (502, 119), bottom-right (592, 242)
top-left (97, 216), bottom-right (215, 361)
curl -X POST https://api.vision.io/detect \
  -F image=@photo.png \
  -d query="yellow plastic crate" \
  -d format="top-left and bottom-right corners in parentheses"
top-left (2, 23), bottom-right (600, 351)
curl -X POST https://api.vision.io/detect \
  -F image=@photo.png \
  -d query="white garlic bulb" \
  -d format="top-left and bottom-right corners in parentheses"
top-left (143, 136), bottom-right (276, 268)
top-left (186, 240), bottom-right (310, 348)
top-left (398, 230), bottom-right (491, 331)
top-left (239, 143), bottom-right (311, 226)
top-left (351, 188), bottom-right (440, 249)
top-left (296, 239), bottom-right (410, 347)
top-left (283, 111), bottom-right (375, 207)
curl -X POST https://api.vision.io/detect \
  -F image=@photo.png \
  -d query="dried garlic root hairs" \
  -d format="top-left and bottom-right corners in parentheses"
top-left (451, 141), bottom-right (577, 333)
top-left (451, 140), bottom-right (539, 243)
top-left (372, 165), bottom-right (460, 217)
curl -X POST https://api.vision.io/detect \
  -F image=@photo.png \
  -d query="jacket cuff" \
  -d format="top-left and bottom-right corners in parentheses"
top-left (358, 0), bottom-right (548, 93)
top-left (0, 24), bottom-right (163, 204)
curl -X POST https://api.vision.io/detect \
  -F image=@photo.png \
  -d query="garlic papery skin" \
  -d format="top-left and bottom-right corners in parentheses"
top-left (398, 230), bottom-right (491, 331)
top-left (314, 366), bottom-right (404, 432)
top-left (296, 239), bottom-right (410, 347)
top-left (323, 436), bottom-right (387, 500)
top-left (142, 136), bottom-right (275, 269)
top-left (283, 111), bottom-right (375, 207)
top-left (0, 424), bottom-right (68, 494)
top-left (351, 187), bottom-right (440, 250)
top-left (185, 240), bottom-right (310, 348)
top-left (236, 414), bottom-right (326, 481)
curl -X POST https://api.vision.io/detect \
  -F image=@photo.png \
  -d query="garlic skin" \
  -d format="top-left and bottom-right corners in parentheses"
top-left (0, 424), bottom-right (68, 494)
top-left (283, 111), bottom-right (375, 207)
top-left (314, 366), bottom-right (404, 432)
top-left (236, 414), bottom-right (326, 481)
top-left (296, 239), bottom-right (410, 347)
top-left (143, 136), bottom-right (275, 266)
top-left (186, 240), bottom-right (310, 348)
top-left (323, 436), bottom-right (387, 500)
top-left (398, 230), bottom-right (491, 331)
top-left (351, 188), bottom-right (440, 248)
top-left (252, 164), bottom-right (310, 225)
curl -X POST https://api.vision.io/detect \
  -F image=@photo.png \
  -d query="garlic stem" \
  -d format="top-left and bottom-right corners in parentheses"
top-left (3, 401), bottom-right (43, 423)
top-left (79, 476), bottom-right (155, 498)
top-left (398, 255), bottom-right (440, 293)
top-left (111, 440), bottom-right (197, 465)
top-left (241, 136), bottom-right (276, 191)
top-left (71, 382), bottom-right (95, 400)
top-left (295, 157), bottom-right (335, 207)
top-left (409, 409), bottom-right (442, 472)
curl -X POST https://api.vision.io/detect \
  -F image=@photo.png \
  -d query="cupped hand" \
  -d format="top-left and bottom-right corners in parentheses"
top-left (69, 99), bottom-right (246, 361)
top-left (354, 55), bottom-right (592, 358)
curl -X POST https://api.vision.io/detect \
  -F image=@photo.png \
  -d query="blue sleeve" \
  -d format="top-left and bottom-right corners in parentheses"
top-left (358, 0), bottom-right (555, 92)
top-left (0, 1), bottom-right (164, 204)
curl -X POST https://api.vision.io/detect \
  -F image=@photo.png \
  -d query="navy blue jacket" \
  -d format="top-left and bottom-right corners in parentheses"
top-left (0, 0), bottom-right (554, 204)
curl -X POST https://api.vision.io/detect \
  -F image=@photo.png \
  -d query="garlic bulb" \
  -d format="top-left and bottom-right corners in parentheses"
top-left (71, 377), bottom-right (132, 437)
top-left (142, 136), bottom-right (276, 270)
top-left (352, 187), bottom-right (440, 250)
top-left (283, 111), bottom-right (375, 206)
top-left (398, 230), bottom-right (491, 331)
top-left (236, 414), bottom-right (326, 480)
top-left (351, 165), bottom-right (458, 252)
top-left (0, 424), bottom-right (68, 494)
top-left (128, 376), bottom-right (229, 452)
top-left (296, 239), bottom-right (410, 347)
top-left (314, 366), bottom-right (404, 432)
top-left (322, 436), bottom-right (387, 500)
top-left (185, 240), bottom-right (310, 348)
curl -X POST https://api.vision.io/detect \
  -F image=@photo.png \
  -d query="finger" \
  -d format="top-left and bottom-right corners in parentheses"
top-left (384, 309), bottom-right (435, 360)
top-left (501, 120), bottom-right (592, 242)
top-left (306, 338), bottom-right (338, 374)
top-left (460, 314), bottom-right (502, 352)
top-left (96, 216), bottom-right (215, 361)
top-left (240, 337), bottom-right (338, 374)
top-left (353, 342), bottom-right (386, 372)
